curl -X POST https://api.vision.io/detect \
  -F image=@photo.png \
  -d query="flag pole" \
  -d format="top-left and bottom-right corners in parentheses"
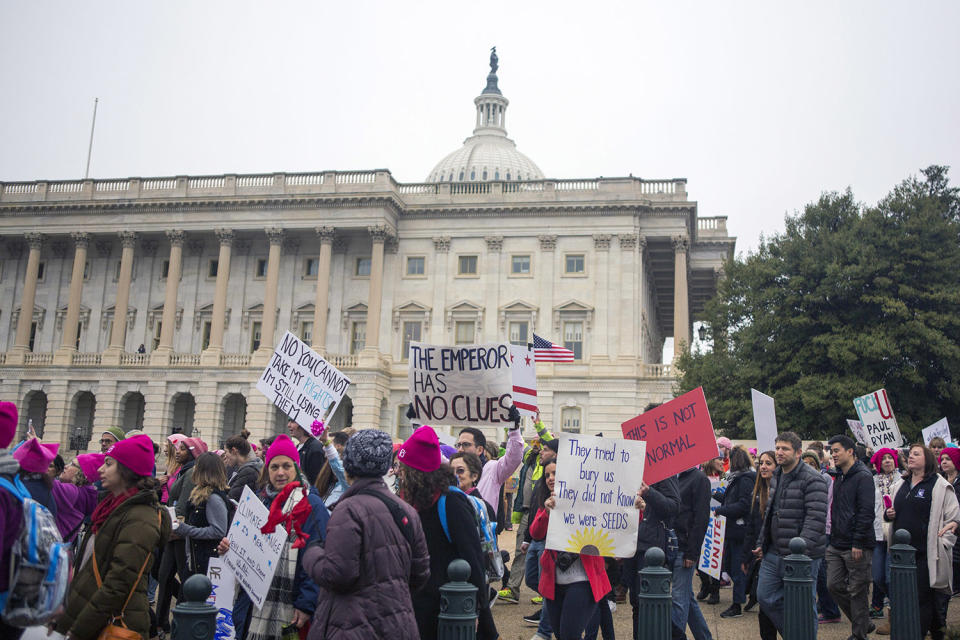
top-left (84, 98), bottom-right (98, 179)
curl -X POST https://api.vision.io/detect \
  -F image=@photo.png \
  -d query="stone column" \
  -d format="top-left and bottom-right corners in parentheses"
top-left (204, 229), bottom-right (234, 360)
top-left (56, 232), bottom-right (90, 361)
top-left (104, 231), bottom-right (137, 360)
top-left (256, 228), bottom-right (284, 359)
top-left (10, 233), bottom-right (44, 359)
top-left (312, 226), bottom-right (335, 353)
top-left (151, 230), bottom-right (185, 365)
top-left (362, 225), bottom-right (391, 362)
top-left (672, 235), bottom-right (690, 359)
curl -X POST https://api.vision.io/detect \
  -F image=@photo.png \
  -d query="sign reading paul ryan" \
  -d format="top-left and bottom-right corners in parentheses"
top-left (408, 342), bottom-right (514, 426)
top-left (853, 388), bottom-right (904, 449)
top-left (256, 331), bottom-right (351, 431)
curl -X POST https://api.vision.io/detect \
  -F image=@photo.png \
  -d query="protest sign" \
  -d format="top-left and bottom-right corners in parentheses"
top-left (847, 419), bottom-right (868, 445)
top-left (545, 433), bottom-right (646, 558)
top-left (256, 331), bottom-right (351, 431)
top-left (751, 389), bottom-right (777, 454)
top-left (510, 344), bottom-right (538, 418)
top-left (698, 512), bottom-right (726, 580)
top-left (852, 389), bottom-right (904, 449)
top-left (922, 418), bottom-right (951, 446)
top-left (621, 387), bottom-right (719, 485)
top-left (206, 557), bottom-right (236, 640)
top-left (408, 341), bottom-right (514, 426)
top-left (223, 485), bottom-right (286, 609)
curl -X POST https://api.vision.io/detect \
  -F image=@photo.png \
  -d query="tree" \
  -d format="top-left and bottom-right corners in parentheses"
top-left (678, 166), bottom-right (960, 442)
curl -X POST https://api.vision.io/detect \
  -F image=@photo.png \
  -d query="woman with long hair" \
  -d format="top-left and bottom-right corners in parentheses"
top-left (524, 459), bottom-right (557, 640)
top-left (159, 434), bottom-right (185, 505)
top-left (218, 434), bottom-right (329, 640)
top-left (176, 452), bottom-right (230, 577)
top-left (54, 435), bottom-right (171, 640)
top-left (715, 446), bottom-right (757, 618)
top-left (312, 424), bottom-right (351, 509)
top-left (870, 447), bottom-right (899, 620)
top-left (742, 450), bottom-right (776, 639)
top-left (396, 425), bottom-right (489, 640)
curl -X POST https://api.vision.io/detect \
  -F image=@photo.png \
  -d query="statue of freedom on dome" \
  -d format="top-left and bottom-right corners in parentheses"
top-left (489, 46), bottom-right (498, 74)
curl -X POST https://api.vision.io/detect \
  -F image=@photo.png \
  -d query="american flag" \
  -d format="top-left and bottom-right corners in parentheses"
top-left (533, 333), bottom-right (575, 362)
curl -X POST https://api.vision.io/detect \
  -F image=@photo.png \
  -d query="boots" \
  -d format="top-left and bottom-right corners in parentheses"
top-left (875, 608), bottom-right (890, 635)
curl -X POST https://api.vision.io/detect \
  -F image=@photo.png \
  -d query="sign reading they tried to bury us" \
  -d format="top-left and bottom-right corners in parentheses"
top-left (852, 388), bottom-right (904, 449)
top-left (256, 331), bottom-right (351, 431)
top-left (621, 387), bottom-right (719, 485)
top-left (546, 433), bottom-right (647, 558)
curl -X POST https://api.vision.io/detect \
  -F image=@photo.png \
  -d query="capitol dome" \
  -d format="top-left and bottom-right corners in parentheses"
top-left (426, 50), bottom-right (544, 183)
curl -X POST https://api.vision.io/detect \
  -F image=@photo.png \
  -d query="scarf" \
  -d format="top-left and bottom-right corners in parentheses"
top-left (260, 481), bottom-right (311, 549)
top-left (90, 487), bottom-right (138, 533)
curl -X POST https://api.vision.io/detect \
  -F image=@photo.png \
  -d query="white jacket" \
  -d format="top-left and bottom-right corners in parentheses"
top-left (888, 474), bottom-right (960, 591)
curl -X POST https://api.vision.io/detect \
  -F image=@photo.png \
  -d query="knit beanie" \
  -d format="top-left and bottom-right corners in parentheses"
top-left (0, 402), bottom-right (17, 449)
top-left (716, 437), bottom-right (733, 451)
top-left (106, 434), bottom-right (155, 477)
top-left (542, 438), bottom-right (559, 453)
top-left (342, 429), bottom-right (394, 478)
top-left (181, 437), bottom-right (208, 457)
top-left (871, 447), bottom-right (899, 474)
top-left (103, 426), bottom-right (126, 443)
top-left (265, 433), bottom-right (300, 466)
top-left (397, 425), bottom-right (441, 473)
top-left (76, 453), bottom-right (105, 482)
top-left (940, 447), bottom-right (960, 471)
top-left (14, 439), bottom-right (58, 472)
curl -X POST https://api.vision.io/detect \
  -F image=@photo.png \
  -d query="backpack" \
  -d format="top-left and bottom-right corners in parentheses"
top-left (438, 486), bottom-right (504, 582)
top-left (0, 475), bottom-right (70, 627)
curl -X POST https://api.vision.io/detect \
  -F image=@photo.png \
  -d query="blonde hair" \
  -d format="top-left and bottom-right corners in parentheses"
top-left (165, 440), bottom-right (181, 477)
top-left (189, 452), bottom-right (228, 505)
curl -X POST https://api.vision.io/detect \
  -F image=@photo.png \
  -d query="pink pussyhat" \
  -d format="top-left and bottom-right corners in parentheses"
top-left (0, 402), bottom-right (17, 449)
top-left (265, 433), bottom-right (300, 466)
top-left (397, 425), bottom-right (442, 473)
top-left (76, 453), bottom-right (105, 481)
top-left (181, 437), bottom-right (208, 457)
top-left (106, 434), bottom-right (155, 477)
top-left (14, 439), bottom-right (59, 473)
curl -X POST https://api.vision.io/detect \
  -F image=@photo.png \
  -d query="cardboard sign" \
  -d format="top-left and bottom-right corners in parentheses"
top-left (510, 344), bottom-right (538, 418)
top-left (408, 342), bottom-right (513, 426)
top-left (206, 557), bottom-right (236, 640)
top-left (256, 331), bottom-right (351, 430)
top-left (698, 513), bottom-right (726, 580)
top-left (852, 389), bottom-right (904, 449)
top-left (222, 485), bottom-right (286, 609)
top-left (545, 433), bottom-right (647, 558)
top-left (922, 418), bottom-right (951, 446)
top-left (847, 419), bottom-right (868, 446)
top-left (751, 389), bottom-right (778, 454)
top-left (621, 387), bottom-right (719, 485)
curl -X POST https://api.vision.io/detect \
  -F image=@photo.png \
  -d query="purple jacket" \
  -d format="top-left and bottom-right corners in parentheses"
top-left (303, 477), bottom-right (430, 640)
top-left (0, 490), bottom-right (21, 592)
top-left (52, 481), bottom-right (98, 542)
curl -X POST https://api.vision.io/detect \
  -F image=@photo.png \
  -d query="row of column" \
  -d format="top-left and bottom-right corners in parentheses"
top-left (8, 224), bottom-right (395, 363)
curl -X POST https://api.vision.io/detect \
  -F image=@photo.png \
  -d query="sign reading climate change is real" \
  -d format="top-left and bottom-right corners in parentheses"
top-left (408, 342), bottom-right (513, 426)
top-left (546, 433), bottom-right (647, 558)
top-left (256, 331), bottom-right (351, 431)
top-left (223, 485), bottom-right (286, 609)
top-left (853, 388), bottom-right (904, 449)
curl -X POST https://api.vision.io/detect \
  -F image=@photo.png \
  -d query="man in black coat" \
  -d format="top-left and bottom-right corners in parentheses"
top-left (826, 434), bottom-right (876, 640)
top-left (287, 418), bottom-right (326, 485)
top-left (671, 467), bottom-right (714, 640)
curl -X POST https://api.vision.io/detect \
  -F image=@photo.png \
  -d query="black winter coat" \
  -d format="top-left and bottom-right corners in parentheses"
top-left (675, 469), bottom-right (711, 562)
top-left (758, 461), bottom-right (828, 558)
top-left (227, 458), bottom-right (262, 501)
top-left (298, 436), bottom-right (326, 486)
top-left (636, 475), bottom-right (681, 555)
top-left (829, 460), bottom-right (876, 550)
top-left (715, 470), bottom-right (757, 540)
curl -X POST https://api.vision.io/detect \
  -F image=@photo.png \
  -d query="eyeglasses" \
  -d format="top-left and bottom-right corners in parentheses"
top-left (453, 468), bottom-right (466, 475)
top-left (455, 442), bottom-right (473, 449)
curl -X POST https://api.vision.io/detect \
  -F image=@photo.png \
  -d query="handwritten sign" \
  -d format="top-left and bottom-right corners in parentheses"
top-left (698, 513), bottom-right (726, 580)
top-left (223, 485), bottom-right (286, 609)
top-left (751, 389), bottom-right (777, 454)
top-left (620, 387), bottom-right (719, 485)
top-left (847, 419), bottom-right (868, 446)
top-left (408, 342), bottom-right (513, 426)
top-left (922, 418), bottom-right (951, 446)
top-left (206, 557), bottom-right (236, 640)
top-left (852, 389), bottom-right (904, 449)
top-left (256, 331), bottom-right (351, 431)
top-left (545, 433), bottom-right (646, 558)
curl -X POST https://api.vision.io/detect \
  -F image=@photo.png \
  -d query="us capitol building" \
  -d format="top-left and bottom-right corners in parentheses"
top-left (0, 52), bottom-right (735, 449)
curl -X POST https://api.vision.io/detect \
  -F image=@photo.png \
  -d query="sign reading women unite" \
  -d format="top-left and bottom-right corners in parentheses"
top-left (407, 342), bottom-right (513, 426)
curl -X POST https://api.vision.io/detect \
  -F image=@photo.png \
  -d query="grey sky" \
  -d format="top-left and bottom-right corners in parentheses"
top-left (1, 1), bottom-right (958, 254)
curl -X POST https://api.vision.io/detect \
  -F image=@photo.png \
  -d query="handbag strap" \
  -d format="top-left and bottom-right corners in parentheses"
top-left (92, 509), bottom-right (162, 624)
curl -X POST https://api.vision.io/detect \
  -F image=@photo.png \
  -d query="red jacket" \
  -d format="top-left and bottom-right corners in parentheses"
top-left (529, 507), bottom-right (611, 602)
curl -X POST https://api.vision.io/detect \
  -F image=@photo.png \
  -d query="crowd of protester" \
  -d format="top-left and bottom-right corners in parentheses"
top-left (1, 393), bottom-right (960, 640)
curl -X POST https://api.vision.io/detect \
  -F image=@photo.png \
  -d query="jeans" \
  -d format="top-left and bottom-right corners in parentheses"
top-left (583, 592), bottom-right (615, 640)
top-left (758, 550), bottom-right (821, 631)
top-left (544, 582), bottom-right (599, 640)
top-left (816, 552), bottom-right (840, 618)
top-left (671, 557), bottom-right (713, 640)
top-left (871, 542), bottom-right (888, 609)
top-left (525, 539), bottom-right (553, 639)
top-left (726, 534), bottom-right (746, 604)
top-left (825, 545), bottom-right (873, 639)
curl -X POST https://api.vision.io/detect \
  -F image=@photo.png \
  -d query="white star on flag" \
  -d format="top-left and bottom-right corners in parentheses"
top-left (509, 343), bottom-right (537, 418)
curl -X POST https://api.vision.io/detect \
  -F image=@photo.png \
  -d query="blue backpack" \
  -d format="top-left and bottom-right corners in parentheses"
top-left (438, 486), bottom-right (504, 581)
top-left (0, 476), bottom-right (70, 627)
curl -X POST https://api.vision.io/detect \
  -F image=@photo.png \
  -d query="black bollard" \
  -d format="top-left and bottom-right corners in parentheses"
top-left (636, 546), bottom-right (671, 640)
top-left (172, 574), bottom-right (218, 640)
top-left (438, 558), bottom-right (478, 640)
top-left (889, 528), bottom-right (922, 640)
top-left (782, 537), bottom-right (815, 640)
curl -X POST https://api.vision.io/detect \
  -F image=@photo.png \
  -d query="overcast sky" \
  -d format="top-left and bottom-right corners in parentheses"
top-left (2, 1), bottom-right (958, 254)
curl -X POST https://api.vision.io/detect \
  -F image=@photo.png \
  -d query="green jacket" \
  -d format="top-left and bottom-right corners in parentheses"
top-left (56, 489), bottom-right (171, 640)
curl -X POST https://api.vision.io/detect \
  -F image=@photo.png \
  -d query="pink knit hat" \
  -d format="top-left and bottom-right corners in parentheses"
top-left (0, 402), bottom-right (18, 449)
top-left (14, 439), bottom-right (59, 473)
top-left (181, 437), bottom-right (208, 457)
top-left (398, 425), bottom-right (441, 473)
top-left (940, 448), bottom-right (960, 472)
top-left (167, 433), bottom-right (186, 445)
top-left (76, 453), bottom-right (105, 482)
top-left (106, 434), bottom-right (155, 477)
top-left (265, 433), bottom-right (300, 466)
top-left (716, 437), bottom-right (733, 450)
top-left (871, 447), bottom-right (899, 474)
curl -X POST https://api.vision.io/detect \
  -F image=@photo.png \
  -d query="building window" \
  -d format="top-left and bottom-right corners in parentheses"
top-left (355, 257), bottom-right (371, 277)
top-left (83, 261), bottom-right (90, 281)
top-left (406, 256), bottom-right (425, 276)
top-left (36, 262), bottom-right (46, 282)
top-left (202, 321), bottom-right (212, 350)
top-left (161, 260), bottom-right (169, 279)
top-left (207, 260), bottom-right (219, 279)
top-left (304, 258), bottom-right (318, 278)
top-left (509, 321), bottom-right (529, 346)
top-left (28, 322), bottom-right (37, 351)
top-left (152, 320), bottom-right (162, 350)
top-left (511, 255), bottom-right (531, 275)
top-left (254, 258), bottom-right (267, 279)
top-left (350, 322), bottom-right (366, 354)
top-left (113, 260), bottom-right (122, 282)
top-left (564, 254), bottom-right (585, 275)
top-left (250, 321), bottom-right (262, 352)
top-left (563, 321), bottom-right (583, 360)
top-left (561, 406), bottom-right (582, 433)
top-left (458, 255), bottom-right (478, 276)
top-left (402, 321), bottom-right (422, 360)
top-left (455, 321), bottom-right (475, 345)
top-left (299, 320), bottom-right (313, 344)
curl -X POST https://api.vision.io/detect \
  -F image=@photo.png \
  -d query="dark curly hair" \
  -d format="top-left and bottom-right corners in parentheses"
top-left (531, 459), bottom-right (557, 512)
top-left (115, 460), bottom-right (161, 493)
top-left (400, 463), bottom-right (457, 511)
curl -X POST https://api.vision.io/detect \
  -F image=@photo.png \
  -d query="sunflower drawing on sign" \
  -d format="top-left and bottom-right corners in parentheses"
top-left (565, 527), bottom-right (617, 556)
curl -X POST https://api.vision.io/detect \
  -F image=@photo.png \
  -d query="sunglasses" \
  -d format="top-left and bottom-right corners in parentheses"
top-left (454, 468), bottom-right (466, 475)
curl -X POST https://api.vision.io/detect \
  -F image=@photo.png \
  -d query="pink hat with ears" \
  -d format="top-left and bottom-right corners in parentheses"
top-left (14, 439), bottom-right (59, 473)
top-left (0, 402), bottom-right (17, 449)
top-left (265, 434), bottom-right (300, 466)
top-left (106, 434), bottom-right (155, 477)
top-left (76, 453), bottom-right (105, 482)
top-left (397, 425), bottom-right (442, 473)
top-left (181, 437), bottom-right (208, 457)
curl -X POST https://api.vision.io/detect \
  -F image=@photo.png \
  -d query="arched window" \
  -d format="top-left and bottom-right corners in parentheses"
top-left (459, 171), bottom-right (465, 181)
top-left (470, 170), bottom-right (476, 181)
top-left (494, 170), bottom-right (500, 180)
top-left (506, 172), bottom-right (511, 181)
top-left (482, 170), bottom-right (487, 180)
